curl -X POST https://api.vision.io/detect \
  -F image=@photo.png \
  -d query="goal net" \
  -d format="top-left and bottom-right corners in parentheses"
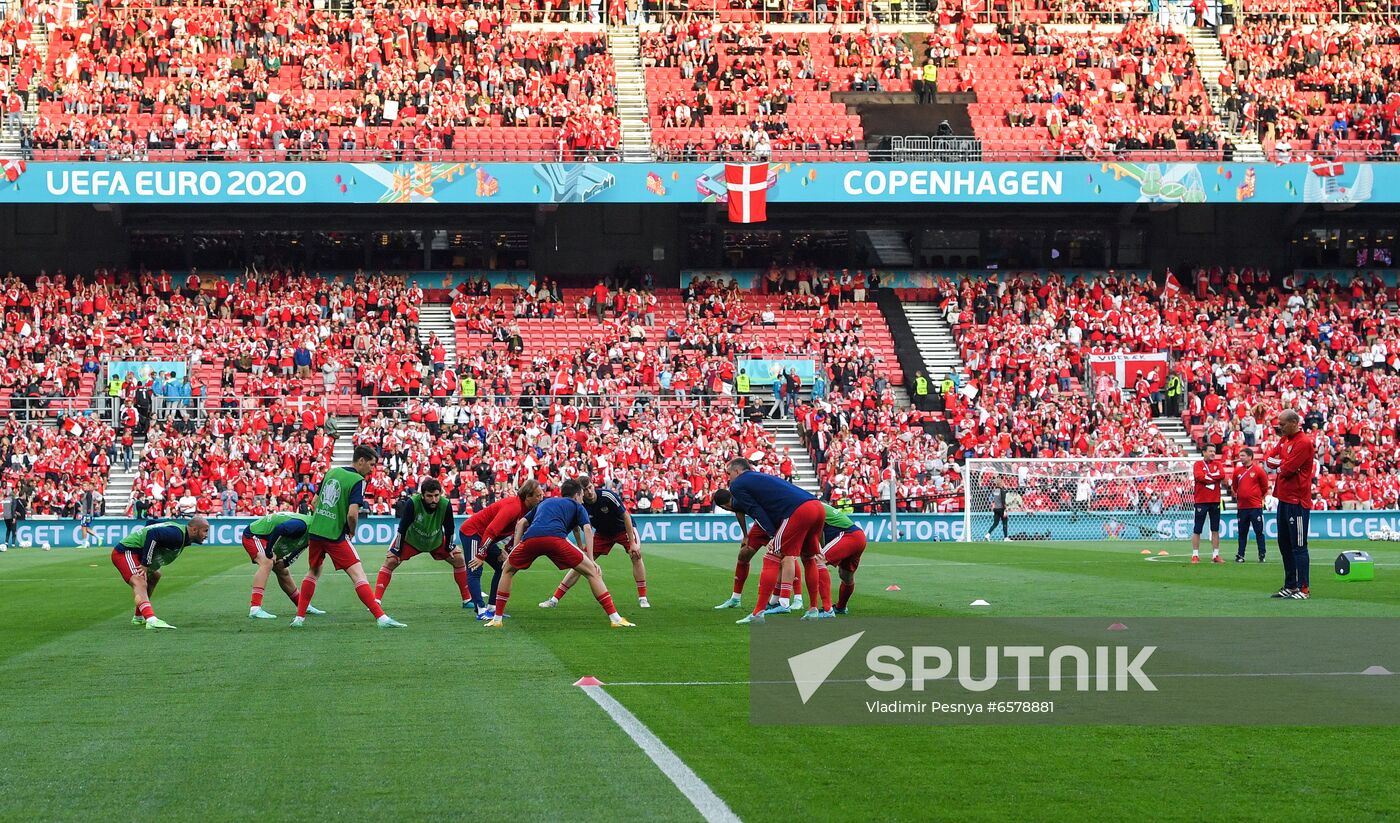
top-left (963, 458), bottom-right (1195, 543)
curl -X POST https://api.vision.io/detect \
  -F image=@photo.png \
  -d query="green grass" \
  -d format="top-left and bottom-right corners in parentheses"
top-left (1, 539), bottom-right (1397, 822)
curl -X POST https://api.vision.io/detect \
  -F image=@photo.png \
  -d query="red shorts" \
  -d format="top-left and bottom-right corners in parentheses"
top-left (592, 532), bottom-right (632, 557)
top-left (509, 536), bottom-right (585, 571)
top-left (393, 536), bottom-right (453, 561)
top-left (111, 549), bottom-right (145, 584)
top-left (823, 529), bottom-right (867, 573)
top-left (745, 524), bottom-right (770, 552)
top-left (775, 500), bottom-right (825, 558)
top-left (242, 534), bottom-right (266, 563)
top-left (308, 536), bottom-right (362, 572)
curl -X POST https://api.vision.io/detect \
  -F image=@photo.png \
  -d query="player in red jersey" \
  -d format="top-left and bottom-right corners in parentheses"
top-left (1191, 444), bottom-right (1224, 564)
top-left (485, 479), bottom-right (634, 629)
top-left (458, 479), bottom-right (543, 619)
top-left (1232, 448), bottom-right (1269, 563)
top-left (1265, 409), bottom-right (1316, 599)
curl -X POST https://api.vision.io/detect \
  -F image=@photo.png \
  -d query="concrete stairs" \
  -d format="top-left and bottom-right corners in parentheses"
top-left (899, 303), bottom-right (965, 386)
top-left (761, 418), bottom-right (822, 495)
top-left (1181, 26), bottom-right (1266, 163)
top-left (331, 416), bottom-right (360, 464)
top-left (418, 303), bottom-right (457, 368)
top-left (862, 229), bottom-right (915, 267)
top-left (0, 20), bottom-right (46, 156)
top-left (1155, 415), bottom-right (1236, 506)
top-left (104, 435), bottom-right (146, 516)
top-left (610, 26), bottom-right (652, 161)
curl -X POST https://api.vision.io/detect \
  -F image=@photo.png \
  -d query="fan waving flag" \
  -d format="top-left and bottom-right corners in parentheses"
top-left (2, 158), bottom-right (26, 183)
top-left (725, 162), bottom-right (769, 224)
top-left (1309, 157), bottom-right (1344, 178)
top-left (1161, 271), bottom-right (1183, 298)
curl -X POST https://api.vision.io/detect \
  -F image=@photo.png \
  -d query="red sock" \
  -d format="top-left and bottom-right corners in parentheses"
top-left (596, 591), bottom-right (617, 616)
top-left (802, 556), bottom-right (821, 606)
top-left (355, 581), bottom-right (386, 619)
top-left (792, 563), bottom-right (803, 598)
top-left (137, 600), bottom-right (155, 620)
top-left (296, 576), bottom-right (317, 618)
top-left (553, 583), bottom-right (570, 601)
top-left (733, 561), bottom-right (750, 596)
top-left (375, 566), bottom-right (393, 600)
top-left (777, 581), bottom-right (793, 601)
top-left (250, 587), bottom-right (265, 608)
top-left (753, 557), bottom-right (779, 615)
top-left (453, 566), bottom-right (470, 600)
top-left (837, 581), bottom-right (855, 610)
top-left (286, 587), bottom-right (301, 605)
top-left (819, 566), bottom-right (833, 611)
top-left (494, 588), bottom-right (511, 617)
top-left (636, 580), bottom-right (647, 598)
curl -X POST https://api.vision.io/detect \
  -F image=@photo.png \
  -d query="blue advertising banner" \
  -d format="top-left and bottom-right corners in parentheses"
top-left (12, 510), bottom-right (1400, 549)
top-left (109, 360), bottom-right (187, 382)
top-left (405, 270), bottom-right (536, 291)
top-left (0, 160), bottom-right (1390, 205)
top-left (737, 358), bottom-right (818, 387)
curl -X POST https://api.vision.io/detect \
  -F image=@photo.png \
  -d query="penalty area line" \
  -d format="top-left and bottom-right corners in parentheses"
top-left (577, 683), bottom-right (743, 823)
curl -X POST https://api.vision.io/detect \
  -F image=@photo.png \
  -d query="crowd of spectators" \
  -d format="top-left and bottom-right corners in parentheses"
top-left (23, 0), bottom-right (620, 160)
top-left (0, 415), bottom-right (114, 517)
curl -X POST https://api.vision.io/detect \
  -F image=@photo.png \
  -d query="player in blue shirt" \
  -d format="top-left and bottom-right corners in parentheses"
top-left (719, 457), bottom-right (826, 624)
top-left (539, 476), bottom-right (649, 610)
top-left (485, 479), bottom-right (635, 629)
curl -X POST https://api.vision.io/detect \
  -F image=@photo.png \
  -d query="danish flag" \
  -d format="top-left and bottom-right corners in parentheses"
top-left (1309, 157), bottom-right (1344, 178)
top-left (725, 162), bottom-right (769, 224)
top-left (2, 158), bottom-right (25, 183)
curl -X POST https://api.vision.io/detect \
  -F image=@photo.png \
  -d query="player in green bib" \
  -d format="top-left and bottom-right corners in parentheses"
top-left (112, 516), bottom-right (211, 630)
top-left (374, 478), bottom-right (468, 608)
top-left (292, 445), bottom-right (406, 628)
top-left (241, 512), bottom-right (325, 620)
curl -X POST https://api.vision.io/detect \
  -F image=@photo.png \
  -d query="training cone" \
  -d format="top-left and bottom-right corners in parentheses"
top-left (1140, 549), bottom-right (1152, 555)
top-left (1361, 666), bottom-right (1392, 676)
top-left (885, 584), bottom-right (901, 591)
top-left (970, 599), bottom-right (990, 607)
top-left (1157, 550), bottom-right (1170, 556)
top-left (1108, 622), bottom-right (1128, 631)
top-left (573, 676), bottom-right (605, 686)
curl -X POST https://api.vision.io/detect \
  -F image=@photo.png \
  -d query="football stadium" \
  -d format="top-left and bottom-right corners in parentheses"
top-left (2, 0), bottom-right (1400, 819)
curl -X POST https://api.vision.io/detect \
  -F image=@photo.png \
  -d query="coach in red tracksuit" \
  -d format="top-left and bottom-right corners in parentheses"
top-left (1265, 409), bottom-right (1316, 599)
top-left (1191, 445), bottom-right (1224, 563)
top-left (1232, 448), bottom-right (1270, 562)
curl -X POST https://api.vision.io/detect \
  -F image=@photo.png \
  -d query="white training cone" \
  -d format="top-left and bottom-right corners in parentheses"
top-left (970, 599), bottom-right (990, 607)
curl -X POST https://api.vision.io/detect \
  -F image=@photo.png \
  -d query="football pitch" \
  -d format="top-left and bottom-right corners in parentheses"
top-left (2, 539), bottom-right (1397, 822)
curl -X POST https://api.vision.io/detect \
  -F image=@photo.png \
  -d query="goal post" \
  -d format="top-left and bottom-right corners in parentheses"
top-left (963, 458), bottom-right (1196, 543)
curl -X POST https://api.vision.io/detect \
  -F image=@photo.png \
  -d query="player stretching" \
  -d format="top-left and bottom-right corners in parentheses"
top-left (715, 459), bottom-right (826, 626)
top-left (1266, 409), bottom-right (1316, 599)
top-left (458, 480), bottom-right (543, 620)
top-left (112, 516), bottom-right (211, 630)
top-left (540, 477), bottom-right (650, 610)
top-left (1191, 445), bottom-right (1225, 564)
top-left (1232, 448), bottom-right (1269, 563)
top-left (486, 479), bottom-right (634, 629)
top-left (243, 512), bottom-right (325, 620)
top-left (814, 503), bottom-right (867, 617)
top-left (375, 479), bottom-right (468, 608)
top-left (292, 445), bottom-right (406, 628)
top-left (713, 510), bottom-right (808, 615)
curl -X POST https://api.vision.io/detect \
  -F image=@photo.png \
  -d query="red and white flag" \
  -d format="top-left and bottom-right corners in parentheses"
top-left (62, 417), bottom-right (84, 438)
top-left (1161, 271), bottom-right (1183, 298)
top-left (725, 162), bottom-right (769, 224)
top-left (1309, 157), bottom-right (1344, 178)
top-left (2, 158), bottom-right (25, 183)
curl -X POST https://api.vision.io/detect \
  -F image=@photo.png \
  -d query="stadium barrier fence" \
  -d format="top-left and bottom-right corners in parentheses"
top-left (11, 510), bottom-right (1400, 549)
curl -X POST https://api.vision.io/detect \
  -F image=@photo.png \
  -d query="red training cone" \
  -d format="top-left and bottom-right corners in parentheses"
top-left (885, 584), bottom-right (901, 592)
top-left (573, 676), bottom-right (605, 686)
top-left (1108, 622), bottom-right (1128, 631)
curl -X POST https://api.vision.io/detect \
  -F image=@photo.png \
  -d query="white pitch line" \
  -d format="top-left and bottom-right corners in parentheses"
top-left (578, 684), bottom-right (742, 823)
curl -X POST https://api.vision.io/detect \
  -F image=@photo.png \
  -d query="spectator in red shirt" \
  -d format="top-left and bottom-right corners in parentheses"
top-left (1231, 447), bottom-right (1269, 563)
top-left (1191, 444), bottom-right (1224, 563)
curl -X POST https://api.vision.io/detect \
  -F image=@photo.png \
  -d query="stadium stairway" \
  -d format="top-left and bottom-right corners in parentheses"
top-left (761, 417), bottom-right (822, 495)
top-left (330, 415), bottom-right (360, 464)
top-left (898, 303), bottom-right (965, 386)
top-left (1181, 26), bottom-right (1266, 163)
top-left (418, 303), bottom-right (457, 367)
top-left (610, 25), bottom-right (653, 162)
top-left (0, 20), bottom-right (45, 156)
top-left (104, 433), bottom-right (146, 517)
top-left (862, 230), bottom-right (915, 267)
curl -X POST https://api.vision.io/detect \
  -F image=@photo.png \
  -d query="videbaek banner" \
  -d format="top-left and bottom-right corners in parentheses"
top-left (1, 160), bottom-right (1393, 205)
top-left (10, 510), bottom-right (1400, 549)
